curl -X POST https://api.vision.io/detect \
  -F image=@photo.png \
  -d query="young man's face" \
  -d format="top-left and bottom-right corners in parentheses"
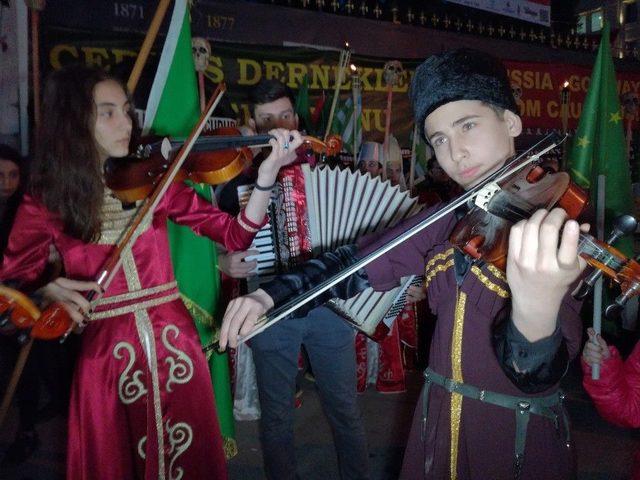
top-left (424, 100), bottom-right (521, 190)
top-left (252, 97), bottom-right (299, 134)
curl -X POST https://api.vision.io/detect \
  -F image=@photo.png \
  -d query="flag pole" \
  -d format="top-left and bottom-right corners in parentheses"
top-left (560, 81), bottom-right (570, 171)
top-left (127, 0), bottom-right (172, 95)
top-left (350, 64), bottom-right (360, 165)
top-left (409, 123), bottom-right (418, 192)
top-left (324, 43), bottom-right (350, 142)
top-left (592, 174), bottom-right (606, 380)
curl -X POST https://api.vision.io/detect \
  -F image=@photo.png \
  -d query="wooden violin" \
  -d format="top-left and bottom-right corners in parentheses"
top-left (449, 162), bottom-right (589, 271)
top-left (104, 130), bottom-right (342, 203)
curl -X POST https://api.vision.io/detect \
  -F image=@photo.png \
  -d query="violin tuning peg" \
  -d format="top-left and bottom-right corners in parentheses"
top-left (605, 302), bottom-right (624, 320)
top-left (612, 214), bottom-right (638, 237)
top-left (605, 214), bottom-right (638, 246)
top-left (572, 281), bottom-right (592, 301)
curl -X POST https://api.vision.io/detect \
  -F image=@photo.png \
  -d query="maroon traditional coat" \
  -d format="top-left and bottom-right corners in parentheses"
top-left (359, 205), bottom-right (583, 480)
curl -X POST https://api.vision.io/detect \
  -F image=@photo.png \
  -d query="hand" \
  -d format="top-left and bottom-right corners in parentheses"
top-left (405, 285), bottom-right (427, 304)
top-left (219, 288), bottom-right (274, 350)
top-left (218, 250), bottom-right (259, 279)
top-left (38, 277), bottom-right (102, 327)
top-left (507, 208), bottom-right (588, 341)
top-left (257, 129), bottom-right (303, 184)
top-left (583, 327), bottom-right (610, 367)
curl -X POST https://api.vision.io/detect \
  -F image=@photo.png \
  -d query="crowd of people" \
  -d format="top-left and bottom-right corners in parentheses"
top-left (0, 44), bottom-right (639, 480)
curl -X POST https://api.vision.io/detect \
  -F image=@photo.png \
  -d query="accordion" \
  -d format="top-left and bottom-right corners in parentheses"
top-left (239, 163), bottom-right (423, 337)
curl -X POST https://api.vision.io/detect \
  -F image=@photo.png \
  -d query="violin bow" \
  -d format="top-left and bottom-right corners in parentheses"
top-left (208, 132), bottom-right (565, 351)
top-left (382, 60), bottom-right (404, 181)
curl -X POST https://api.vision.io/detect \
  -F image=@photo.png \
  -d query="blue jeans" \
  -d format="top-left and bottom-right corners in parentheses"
top-left (250, 306), bottom-right (370, 480)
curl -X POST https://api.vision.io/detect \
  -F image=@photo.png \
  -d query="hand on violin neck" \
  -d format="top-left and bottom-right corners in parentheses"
top-left (257, 128), bottom-right (303, 181)
top-left (507, 208), bottom-right (587, 342)
top-left (38, 277), bottom-right (102, 328)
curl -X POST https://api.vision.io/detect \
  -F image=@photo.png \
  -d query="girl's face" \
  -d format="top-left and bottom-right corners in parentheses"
top-left (93, 80), bottom-right (132, 162)
top-left (0, 159), bottom-right (19, 200)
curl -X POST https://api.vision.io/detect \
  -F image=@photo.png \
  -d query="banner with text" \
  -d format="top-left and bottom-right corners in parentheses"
top-left (43, 33), bottom-right (640, 145)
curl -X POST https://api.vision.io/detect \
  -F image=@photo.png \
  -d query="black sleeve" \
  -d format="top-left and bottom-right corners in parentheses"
top-left (492, 318), bottom-right (569, 393)
top-left (260, 244), bottom-right (370, 318)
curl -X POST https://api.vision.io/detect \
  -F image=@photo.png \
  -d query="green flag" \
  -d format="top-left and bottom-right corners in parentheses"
top-left (568, 22), bottom-right (634, 256)
top-left (294, 74), bottom-right (312, 133)
top-left (143, 0), bottom-right (237, 458)
top-left (330, 96), bottom-right (363, 155)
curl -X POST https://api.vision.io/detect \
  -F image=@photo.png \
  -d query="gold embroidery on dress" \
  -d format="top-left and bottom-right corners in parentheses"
top-left (450, 290), bottom-right (466, 480)
top-left (162, 325), bottom-right (194, 392)
top-left (94, 281), bottom-right (177, 307)
top-left (166, 419), bottom-right (194, 480)
top-left (97, 191), bottom-right (152, 245)
top-left (113, 341), bottom-right (147, 404)
top-left (91, 293), bottom-right (180, 320)
top-left (134, 308), bottom-right (166, 480)
top-left (424, 259), bottom-right (455, 289)
top-left (121, 247), bottom-right (165, 479)
top-left (137, 436), bottom-right (147, 460)
top-left (470, 265), bottom-right (510, 298)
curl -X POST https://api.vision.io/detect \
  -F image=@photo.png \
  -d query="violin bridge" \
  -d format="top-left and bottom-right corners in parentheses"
top-left (474, 182), bottom-right (501, 211)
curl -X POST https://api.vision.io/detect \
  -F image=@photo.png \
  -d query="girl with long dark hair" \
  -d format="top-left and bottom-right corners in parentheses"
top-left (0, 64), bottom-right (301, 479)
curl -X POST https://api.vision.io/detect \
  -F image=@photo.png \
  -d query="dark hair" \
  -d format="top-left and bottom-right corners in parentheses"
top-left (0, 144), bottom-right (25, 257)
top-left (0, 144), bottom-right (22, 169)
top-left (30, 64), bottom-right (132, 242)
top-left (248, 79), bottom-right (296, 118)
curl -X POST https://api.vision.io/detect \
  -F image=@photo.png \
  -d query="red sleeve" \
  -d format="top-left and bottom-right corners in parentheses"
top-left (164, 182), bottom-right (266, 252)
top-left (583, 343), bottom-right (640, 428)
top-left (0, 195), bottom-right (55, 291)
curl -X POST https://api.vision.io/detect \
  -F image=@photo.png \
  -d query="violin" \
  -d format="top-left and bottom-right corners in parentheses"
top-left (2, 84), bottom-right (343, 341)
top-left (105, 130), bottom-right (342, 203)
top-left (450, 163), bottom-right (589, 271)
top-left (0, 290), bottom-right (71, 341)
top-left (205, 133), bottom-right (640, 350)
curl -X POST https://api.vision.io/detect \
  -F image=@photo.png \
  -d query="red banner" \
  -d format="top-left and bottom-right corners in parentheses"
top-left (505, 60), bottom-right (640, 132)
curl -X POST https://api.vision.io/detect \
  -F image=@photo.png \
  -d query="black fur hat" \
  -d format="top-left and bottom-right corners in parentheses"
top-left (410, 49), bottom-right (517, 140)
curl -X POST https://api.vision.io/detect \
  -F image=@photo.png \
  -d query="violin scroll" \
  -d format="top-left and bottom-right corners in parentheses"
top-left (301, 134), bottom-right (342, 157)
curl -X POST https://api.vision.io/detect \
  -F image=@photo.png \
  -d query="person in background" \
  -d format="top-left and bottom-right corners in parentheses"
top-left (582, 329), bottom-right (640, 479)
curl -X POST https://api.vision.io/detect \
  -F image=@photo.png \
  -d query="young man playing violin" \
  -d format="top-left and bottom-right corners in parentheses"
top-left (220, 50), bottom-right (587, 480)
top-left (218, 79), bottom-right (371, 480)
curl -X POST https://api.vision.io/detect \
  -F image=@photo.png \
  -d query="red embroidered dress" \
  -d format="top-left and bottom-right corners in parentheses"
top-left (0, 183), bottom-right (263, 480)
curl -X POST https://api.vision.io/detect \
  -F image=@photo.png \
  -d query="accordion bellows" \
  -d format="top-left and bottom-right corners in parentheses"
top-left (244, 163), bottom-right (423, 336)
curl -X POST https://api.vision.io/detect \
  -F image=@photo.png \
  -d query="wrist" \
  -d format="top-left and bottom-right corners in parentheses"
top-left (253, 288), bottom-right (274, 310)
top-left (511, 302), bottom-right (559, 342)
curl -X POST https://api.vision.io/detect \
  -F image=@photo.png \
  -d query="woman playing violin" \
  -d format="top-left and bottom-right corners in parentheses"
top-left (220, 49), bottom-right (587, 480)
top-left (0, 64), bottom-right (301, 479)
